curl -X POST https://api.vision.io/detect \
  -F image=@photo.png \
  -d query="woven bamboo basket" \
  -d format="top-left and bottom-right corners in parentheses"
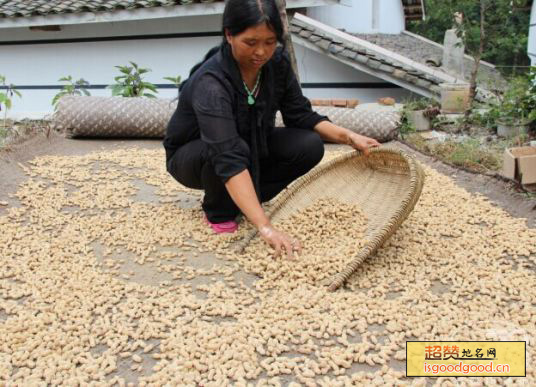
top-left (237, 147), bottom-right (425, 291)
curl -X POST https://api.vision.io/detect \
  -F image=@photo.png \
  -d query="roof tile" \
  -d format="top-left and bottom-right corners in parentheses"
top-left (289, 14), bottom-right (500, 101)
top-left (0, 0), bottom-right (222, 18)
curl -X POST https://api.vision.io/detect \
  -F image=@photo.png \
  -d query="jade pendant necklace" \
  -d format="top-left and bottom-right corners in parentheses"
top-left (243, 70), bottom-right (262, 106)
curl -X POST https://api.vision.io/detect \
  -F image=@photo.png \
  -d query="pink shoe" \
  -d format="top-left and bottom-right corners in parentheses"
top-left (204, 215), bottom-right (238, 234)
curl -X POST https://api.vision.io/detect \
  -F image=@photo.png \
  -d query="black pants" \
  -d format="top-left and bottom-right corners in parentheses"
top-left (166, 127), bottom-right (324, 223)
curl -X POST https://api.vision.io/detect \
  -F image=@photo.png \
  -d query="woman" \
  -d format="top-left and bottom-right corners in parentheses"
top-left (163, 0), bottom-right (380, 259)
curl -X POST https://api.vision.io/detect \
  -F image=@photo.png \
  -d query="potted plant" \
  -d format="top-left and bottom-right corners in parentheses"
top-left (495, 103), bottom-right (530, 138)
top-left (404, 99), bottom-right (441, 132)
top-left (493, 72), bottom-right (535, 138)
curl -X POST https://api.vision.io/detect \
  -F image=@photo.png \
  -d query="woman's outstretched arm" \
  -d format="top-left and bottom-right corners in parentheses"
top-left (225, 169), bottom-right (300, 258)
top-left (225, 169), bottom-right (269, 229)
top-left (313, 120), bottom-right (381, 155)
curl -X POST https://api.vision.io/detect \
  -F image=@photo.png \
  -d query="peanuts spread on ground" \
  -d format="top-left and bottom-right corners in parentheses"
top-left (0, 147), bottom-right (535, 386)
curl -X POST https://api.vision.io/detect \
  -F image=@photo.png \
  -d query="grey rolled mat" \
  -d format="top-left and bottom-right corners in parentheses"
top-left (275, 106), bottom-right (400, 142)
top-left (54, 96), bottom-right (400, 142)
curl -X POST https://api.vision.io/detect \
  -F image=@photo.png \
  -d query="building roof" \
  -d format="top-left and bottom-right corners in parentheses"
top-left (0, 0), bottom-right (426, 20)
top-left (290, 13), bottom-right (497, 102)
top-left (0, 0), bottom-right (336, 25)
top-left (0, 0), bottom-right (223, 18)
top-left (353, 31), bottom-right (505, 90)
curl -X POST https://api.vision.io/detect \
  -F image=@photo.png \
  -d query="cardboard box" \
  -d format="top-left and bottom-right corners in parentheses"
top-left (503, 146), bottom-right (536, 185)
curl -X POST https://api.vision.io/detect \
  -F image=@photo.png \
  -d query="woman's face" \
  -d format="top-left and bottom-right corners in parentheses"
top-left (225, 22), bottom-right (278, 72)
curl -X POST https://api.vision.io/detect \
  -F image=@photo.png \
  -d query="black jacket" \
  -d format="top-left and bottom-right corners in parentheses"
top-left (163, 43), bottom-right (328, 189)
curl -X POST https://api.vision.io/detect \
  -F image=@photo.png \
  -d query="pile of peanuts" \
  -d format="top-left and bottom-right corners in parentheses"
top-left (0, 146), bottom-right (535, 386)
top-left (236, 198), bottom-right (369, 289)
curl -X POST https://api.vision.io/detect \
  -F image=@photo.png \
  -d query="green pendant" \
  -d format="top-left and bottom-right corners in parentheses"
top-left (244, 70), bottom-right (261, 106)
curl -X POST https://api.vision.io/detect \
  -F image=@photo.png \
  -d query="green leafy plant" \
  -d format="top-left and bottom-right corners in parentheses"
top-left (485, 68), bottom-right (536, 125)
top-left (512, 0), bottom-right (531, 9)
top-left (524, 67), bottom-right (536, 125)
top-left (0, 75), bottom-right (22, 131)
top-left (405, 133), bottom-right (502, 172)
top-left (52, 76), bottom-right (91, 110)
top-left (403, 98), bottom-right (441, 111)
top-left (407, 0), bottom-right (530, 77)
top-left (163, 75), bottom-right (182, 89)
top-left (399, 115), bottom-right (417, 137)
top-left (403, 99), bottom-right (430, 111)
top-left (443, 138), bottom-right (500, 170)
top-left (462, 108), bottom-right (496, 129)
top-left (108, 62), bottom-right (158, 98)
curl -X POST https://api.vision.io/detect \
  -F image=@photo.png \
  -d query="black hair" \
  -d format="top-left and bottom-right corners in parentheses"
top-left (179, 0), bottom-right (285, 92)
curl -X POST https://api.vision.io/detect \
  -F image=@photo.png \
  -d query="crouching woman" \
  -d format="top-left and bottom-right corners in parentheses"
top-left (163, 0), bottom-right (380, 258)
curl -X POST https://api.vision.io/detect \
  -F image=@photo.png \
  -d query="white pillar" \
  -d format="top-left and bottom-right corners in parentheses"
top-left (377, 0), bottom-right (405, 34)
top-left (306, 0), bottom-right (405, 34)
top-left (529, 1), bottom-right (536, 66)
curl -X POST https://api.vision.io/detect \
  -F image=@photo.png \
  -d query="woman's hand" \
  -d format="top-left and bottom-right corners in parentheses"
top-left (224, 171), bottom-right (301, 259)
top-left (258, 224), bottom-right (301, 259)
top-left (347, 132), bottom-right (381, 155)
top-left (313, 121), bottom-right (380, 155)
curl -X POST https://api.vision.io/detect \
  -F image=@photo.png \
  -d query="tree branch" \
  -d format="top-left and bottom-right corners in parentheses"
top-left (464, 0), bottom-right (487, 124)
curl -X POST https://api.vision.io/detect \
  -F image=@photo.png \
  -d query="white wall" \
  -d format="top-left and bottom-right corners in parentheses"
top-left (530, 1), bottom-right (536, 66)
top-left (306, 0), bottom-right (405, 34)
top-left (0, 15), bottom-right (223, 119)
top-left (1, 13), bottom-right (411, 119)
top-left (294, 44), bottom-right (411, 101)
top-left (1, 37), bottom-right (223, 119)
